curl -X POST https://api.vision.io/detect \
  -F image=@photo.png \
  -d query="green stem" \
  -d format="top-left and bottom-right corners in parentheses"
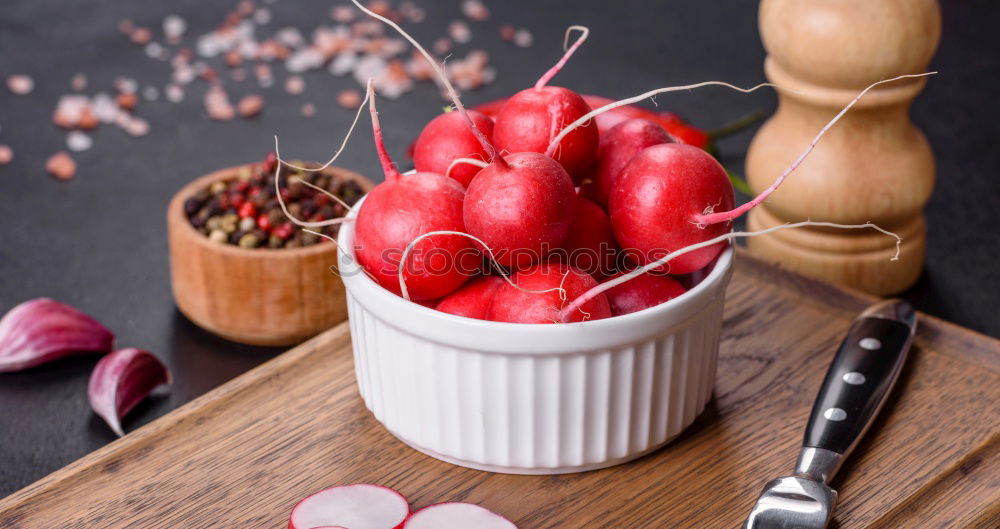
top-left (708, 110), bottom-right (766, 140)
top-left (727, 169), bottom-right (753, 196)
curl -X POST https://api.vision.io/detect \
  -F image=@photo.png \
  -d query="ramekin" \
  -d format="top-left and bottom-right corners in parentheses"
top-left (337, 199), bottom-right (734, 474)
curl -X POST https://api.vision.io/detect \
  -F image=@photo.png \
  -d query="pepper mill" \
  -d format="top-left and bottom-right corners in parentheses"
top-left (745, 0), bottom-right (940, 295)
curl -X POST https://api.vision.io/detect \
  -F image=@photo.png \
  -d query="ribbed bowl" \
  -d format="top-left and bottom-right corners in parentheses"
top-left (337, 200), bottom-right (733, 474)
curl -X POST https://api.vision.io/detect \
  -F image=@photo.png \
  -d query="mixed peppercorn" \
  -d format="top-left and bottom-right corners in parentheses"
top-left (184, 153), bottom-right (363, 248)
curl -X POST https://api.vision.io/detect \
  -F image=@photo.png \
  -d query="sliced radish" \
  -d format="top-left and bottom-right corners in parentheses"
top-left (403, 503), bottom-right (517, 529)
top-left (288, 484), bottom-right (409, 529)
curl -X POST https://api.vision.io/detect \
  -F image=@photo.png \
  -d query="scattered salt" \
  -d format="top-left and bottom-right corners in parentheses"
top-left (300, 102), bottom-right (317, 118)
top-left (284, 75), bottom-right (305, 94)
top-left (462, 1), bottom-right (490, 22)
top-left (7, 75), bottom-right (34, 95)
top-left (448, 21), bottom-right (472, 44)
top-left (66, 130), bottom-right (93, 152)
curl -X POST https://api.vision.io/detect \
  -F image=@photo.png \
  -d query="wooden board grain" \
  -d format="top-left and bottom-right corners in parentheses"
top-left (1, 252), bottom-right (997, 529)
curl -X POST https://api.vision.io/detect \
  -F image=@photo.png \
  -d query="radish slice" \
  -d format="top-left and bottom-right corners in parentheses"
top-left (289, 484), bottom-right (409, 529)
top-left (403, 503), bottom-right (517, 529)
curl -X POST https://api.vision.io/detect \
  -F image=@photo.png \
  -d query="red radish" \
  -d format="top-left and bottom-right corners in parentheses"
top-left (436, 275), bottom-right (505, 319)
top-left (354, 82), bottom-right (477, 300)
top-left (413, 110), bottom-right (495, 187)
top-left (402, 503), bottom-right (516, 529)
top-left (288, 484), bottom-right (409, 529)
top-left (586, 118), bottom-right (673, 208)
top-left (553, 194), bottom-right (617, 278)
top-left (352, 2), bottom-right (576, 270)
top-left (464, 152), bottom-right (576, 268)
top-left (475, 94), bottom-right (709, 148)
top-left (492, 27), bottom-right (598, 182)
top-left (487, 262), bottom-right (611, 323)
top-left (611, 142), bottom-right (735, 275)
top-left (604, 273), bottom-right (687, 316)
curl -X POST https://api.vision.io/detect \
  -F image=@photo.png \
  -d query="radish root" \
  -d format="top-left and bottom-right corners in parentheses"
top-left (534, 25), bottom-right (590, 89)
top-left (351, 0), bottom-right (496, 162)
top-left (273, 84), bottom-right (370, 228)
top-left (557, 221), bottom-right (903, 321)
top-left (695, 72), bottom-right (937, 226)
top-left (445, 157), bottom-right (488, 178)
top-left (545, 81), bottom-right (783, 158)
top-left (397, 230), bottom-right (565, 302)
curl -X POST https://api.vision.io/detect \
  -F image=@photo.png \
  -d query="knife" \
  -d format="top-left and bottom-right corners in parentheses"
top-left (742, 299), bottom-right (917, 529)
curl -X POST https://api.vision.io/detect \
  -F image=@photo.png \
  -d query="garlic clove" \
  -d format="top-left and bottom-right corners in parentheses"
top-left (88, 348), bottom-right (171, 437)
top-left (0, 298), bottom-right (115, 373)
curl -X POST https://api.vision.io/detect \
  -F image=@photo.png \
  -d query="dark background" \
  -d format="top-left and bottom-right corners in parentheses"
top-left (1, 0), bottom-right (997, 498)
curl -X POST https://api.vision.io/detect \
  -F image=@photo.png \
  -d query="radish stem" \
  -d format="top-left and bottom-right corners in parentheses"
top-left (545, 81), bottom-right (782, 158)
top-left (558, 221), bottom-right (902, 321)
top-left (351, 0), bottom-right (497, 163)
top-left (534, 26), bottom-right (589, 89)
top-left (706, 109), bottom-right (765, 140)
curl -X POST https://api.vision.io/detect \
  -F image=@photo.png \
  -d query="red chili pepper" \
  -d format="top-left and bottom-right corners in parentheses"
top-left (256, 212), bottom-right (272, 232)
top-left (238, 201), bottom-right (256, 219)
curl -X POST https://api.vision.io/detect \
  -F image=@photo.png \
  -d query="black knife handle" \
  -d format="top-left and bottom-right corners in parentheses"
top-left (803, 300), bottom-right (916, 457)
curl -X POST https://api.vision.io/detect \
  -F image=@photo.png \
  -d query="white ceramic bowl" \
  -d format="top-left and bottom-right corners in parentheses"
top-left (337, 200), bottom-right (734, 474)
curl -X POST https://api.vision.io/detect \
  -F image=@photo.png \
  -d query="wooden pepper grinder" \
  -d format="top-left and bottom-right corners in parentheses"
top-left (745, 0), bottom-right (941, 295)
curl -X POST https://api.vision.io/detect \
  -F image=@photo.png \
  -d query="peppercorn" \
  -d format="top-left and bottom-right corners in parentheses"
top-left (238, 216), bottom-right (255, 232)
top-left (220, 213), bottom-right (239, 233)
top-left (256, 212), bottom-right (272, 232)
top-left (238, 201), bottom-right (256, 219)
top-left (273, 222), bottom-right (294, 240)
top-left (184, 197), bottom-right (203, 216)
top-left (206, 216), bottom-right (223, 231)
top-left (238, 233), bottom-right (260, 248)
top-left (268, 234), bottom-right (283, 248)
top-left (209, 229), bottom-right (227, 244)
top-left (210, 181), bottom-right (227, 195)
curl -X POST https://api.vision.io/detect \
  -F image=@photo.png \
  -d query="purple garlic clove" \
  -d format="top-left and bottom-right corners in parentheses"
top-left (88, 348), bottom-right (171, 437)
top-left (0, 298), bottom-right (115, 373)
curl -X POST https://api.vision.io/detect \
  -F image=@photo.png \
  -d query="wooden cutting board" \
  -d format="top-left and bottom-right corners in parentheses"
top-left (1, 252), bottom-right (997, 529)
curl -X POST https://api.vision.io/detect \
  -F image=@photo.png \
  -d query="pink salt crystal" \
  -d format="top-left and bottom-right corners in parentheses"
top-left (46, 152), bottom-right (77, 181)
top-left (329, 52), bottom-right (358, 76)
top-left (204, 85), bottom-right (235, 120)
top-left (253, 8), bottom-right (271, 25)
top-left (130, 27), bottom-right (152, 45)
top-left (230, 68), bottom-right (247, 82)
top-left (433, 37), bottom-right (452, 55)
top-left (406, 51), bottom-right (435, 81)
top-left (122, 116), bottom-right (150, 137)
top-left (7, 75), bottom-right (34, 95)
top-left (499, 24), bottom-right (515, 42)
top-left (118, 19), bottom-right (134, 35)
top-left (71, 73), bottom-right (87, 91)
top-left (514, 28), bottom-right (533, 47)
top-left (163, 15), bottom-right (186, 44)
top-left (331, 5), bottom-right (355, 23)
top-left (0, 145), bottom-right (12, 165)
top-left (66, 130), bottom-right (93, 152)
top-left (165, 84), bottom-right (184, 103)
top-left (399, 2), bottom-right (425, 23)
top-left (374, 59), bottom-right (413, 99)
top-left (336, 89), bottom-right (362, 109)
top-left (236, 1), bottom-right (255, 16)
top-left (462, 0), bottom-right (490, 22)
top-left (300, 103), bottom-right (317, 118)
top-left (238, 94), bottom-right (264, 117)
top-left (448, 21), bottom-right (472, 44)
top-left (284, 75), bottom-right (305, 94)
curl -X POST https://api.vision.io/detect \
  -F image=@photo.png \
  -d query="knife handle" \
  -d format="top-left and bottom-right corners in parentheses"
top-left (801, 300), bottom-right (916, 467)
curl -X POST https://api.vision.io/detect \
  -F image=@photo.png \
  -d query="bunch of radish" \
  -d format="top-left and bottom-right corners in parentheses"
top-left (277, 0), bottom-right (927, 325)
top-left (287, 483), bottom-right (516, 529)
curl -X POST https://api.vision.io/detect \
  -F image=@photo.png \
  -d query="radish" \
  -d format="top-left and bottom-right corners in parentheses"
top-left (611, 142), bottom-right (735, 275)
top-left (353, 81), bottom-right (477, 300)
top-left (487, 262), bottom-right (611, 323)
top-left (435, 275), bottom-right (505, 319)
top-left (413, 109), bottom-right (495, 187)
top-left (288, 484), bottom-right (409, 529)
top-left (553, 194), bottom-right (618, 278)
top-left (586, 117), bottom-right (674, 208)
top-left (402, 503), bottom-right (516, 529)
top-left (463, 152), bottom-right (577, 268)
top-left (492, 27), bottom-right (598, 182)
top-left (604, 273), bottom-right (687, 316)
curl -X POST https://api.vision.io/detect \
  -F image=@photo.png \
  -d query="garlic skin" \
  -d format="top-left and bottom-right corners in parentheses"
top-left (0, 298), bottom-right (115, 372)
top-left (88, 348), bottom-right (171, 437)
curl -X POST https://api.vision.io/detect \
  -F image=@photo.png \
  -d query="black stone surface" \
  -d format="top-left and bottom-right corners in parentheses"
top-left (1, 0), bottom-right (997, 498)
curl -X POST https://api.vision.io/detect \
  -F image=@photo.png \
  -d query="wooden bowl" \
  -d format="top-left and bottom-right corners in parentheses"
top-left (167, 164), bottom-right (374, 346)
